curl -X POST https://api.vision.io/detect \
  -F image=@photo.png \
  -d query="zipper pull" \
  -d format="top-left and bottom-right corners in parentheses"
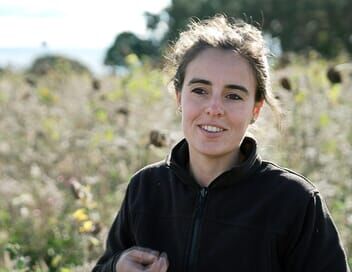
top-left (200, 187), bottom-right (208, 199)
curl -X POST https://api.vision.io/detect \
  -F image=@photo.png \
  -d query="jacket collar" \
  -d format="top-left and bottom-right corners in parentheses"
top-left (166, 136), bottom-right (262, 189)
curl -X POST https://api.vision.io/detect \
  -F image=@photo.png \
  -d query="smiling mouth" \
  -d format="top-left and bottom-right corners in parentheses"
top-left (199, 125), bottom-right (226, 133)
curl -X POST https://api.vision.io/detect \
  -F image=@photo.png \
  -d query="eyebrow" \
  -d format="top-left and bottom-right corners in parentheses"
top-left (188, 78), bottom-right (249, 94)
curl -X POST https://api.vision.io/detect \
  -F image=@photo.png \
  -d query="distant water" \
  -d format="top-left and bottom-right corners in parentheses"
top-left (0, 47), bottom-right (110, 75)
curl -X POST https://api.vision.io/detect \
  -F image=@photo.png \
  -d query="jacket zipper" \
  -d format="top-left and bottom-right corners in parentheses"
top-left (186, 187), bottom-right (208, 272)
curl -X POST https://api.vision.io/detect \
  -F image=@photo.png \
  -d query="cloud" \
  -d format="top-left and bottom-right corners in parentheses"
top-left (0, 0), bottom-right (169, 48)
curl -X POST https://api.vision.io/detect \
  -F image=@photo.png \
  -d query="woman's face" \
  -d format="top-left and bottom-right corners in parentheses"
top-left (176, 48), bottom-right (263, 162)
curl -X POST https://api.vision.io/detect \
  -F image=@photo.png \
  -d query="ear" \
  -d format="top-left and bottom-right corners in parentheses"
top-left (175, 90), bottom-right (181, 107)
top-left (252, 99), bottom-right (264, 120)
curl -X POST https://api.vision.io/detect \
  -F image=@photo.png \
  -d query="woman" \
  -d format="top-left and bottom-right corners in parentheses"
top-left (93, 15), bottom-right (350, 272)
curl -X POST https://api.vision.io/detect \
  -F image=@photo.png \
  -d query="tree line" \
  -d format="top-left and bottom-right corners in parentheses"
top-left (105, 0), bottom-right (352, 67)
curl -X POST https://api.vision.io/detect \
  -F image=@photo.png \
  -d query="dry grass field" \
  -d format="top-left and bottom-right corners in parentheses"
top-left (0, 54), bottom-right (351, 271)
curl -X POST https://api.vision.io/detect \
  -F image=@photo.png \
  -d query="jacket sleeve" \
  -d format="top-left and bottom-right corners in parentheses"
top-left (284, 191), bottom-right (350, 272)
top-left (92, 185), bottom-right (135, 272)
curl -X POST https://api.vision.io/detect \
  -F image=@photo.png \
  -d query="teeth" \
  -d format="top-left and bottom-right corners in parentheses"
top-left (201, 125), bottom-right (224, 133)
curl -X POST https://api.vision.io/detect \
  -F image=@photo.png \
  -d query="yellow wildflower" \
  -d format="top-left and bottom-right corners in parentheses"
top-left (79, 220), bottom-right (94, 233)
top-left (72, 208), bottom-right (88, 222)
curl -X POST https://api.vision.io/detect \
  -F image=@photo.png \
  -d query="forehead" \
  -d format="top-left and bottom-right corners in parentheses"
top-left (184, 48), bottom-right (256, 92)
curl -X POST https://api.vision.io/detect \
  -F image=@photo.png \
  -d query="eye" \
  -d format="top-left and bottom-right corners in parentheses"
top-left (191, 88), bottom-right (207, 95)
top-left (226, 93), bottom-right (242, 100)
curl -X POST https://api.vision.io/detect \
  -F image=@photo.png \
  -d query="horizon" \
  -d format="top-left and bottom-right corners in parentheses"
top-left (0, 0), bottom-right (170, 74)
top-left (0, 47), bottom-right (110, 75)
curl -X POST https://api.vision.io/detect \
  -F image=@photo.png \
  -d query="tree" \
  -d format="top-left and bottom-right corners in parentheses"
top-left (29, 55), bottom-right (91, 76)
top-left (104, 32), bottom-right (159, 67)
top-left (145, 0), bottom-right (352, 57)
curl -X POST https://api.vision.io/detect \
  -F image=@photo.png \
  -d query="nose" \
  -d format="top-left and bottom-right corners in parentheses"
top-left (205, 97), bottom-right (225, 117)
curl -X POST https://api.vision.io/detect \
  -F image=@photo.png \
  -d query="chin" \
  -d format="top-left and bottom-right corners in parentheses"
top-left (195, 144), bottom-right (235, 158)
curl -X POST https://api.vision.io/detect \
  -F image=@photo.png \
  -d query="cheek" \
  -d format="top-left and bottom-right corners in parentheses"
top-left (228, 105), bottom-right (253, 120)
top-left (181, 106), bottom-right (200, 135)
top-left (181, 98), bottom-right (198, 117)
top-left (181, 108), bottom-right (194, 126)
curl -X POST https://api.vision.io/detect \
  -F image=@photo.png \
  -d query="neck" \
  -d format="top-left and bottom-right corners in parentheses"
top-left (188, 148), bottom-right (241, 187)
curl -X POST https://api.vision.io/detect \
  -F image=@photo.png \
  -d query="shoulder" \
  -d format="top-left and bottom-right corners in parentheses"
top-left (256, 161), bottom-right (327, 233)
top-left (124, 160), bottom-right (175, 211)
top-left (128, 160), bottom-right (171, 188)
top-left (258, 160), bottom-right (319, 201)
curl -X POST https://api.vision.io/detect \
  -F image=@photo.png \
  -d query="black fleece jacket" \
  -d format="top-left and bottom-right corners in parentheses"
top-left (92, 137), bottom-right (350, 272)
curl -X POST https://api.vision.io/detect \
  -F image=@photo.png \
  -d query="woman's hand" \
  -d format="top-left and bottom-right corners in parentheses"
top-left (115, 247), bottom-right (169, 272)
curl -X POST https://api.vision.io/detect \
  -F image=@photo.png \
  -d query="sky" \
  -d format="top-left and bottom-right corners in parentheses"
top-left (0, 0), bottom-right (170, 49)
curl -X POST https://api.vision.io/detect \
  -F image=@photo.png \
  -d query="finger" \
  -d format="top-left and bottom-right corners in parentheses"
top-left (128, 249), bottom-right (158, 265)
top-left (127, 246), bottom-right (160, 258)
top-left (146, 252), bottom-right (169, 272)
top-left (120, 264), bottom-right (144, 272)
top-left (145, 259), bottom-right (160, 272)
top-left (116, 254), bottom-right (144, 272)
top-left (159, 252), bottom-right (169, 272)
top-left (134, 246), bottom-right (160, 257)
